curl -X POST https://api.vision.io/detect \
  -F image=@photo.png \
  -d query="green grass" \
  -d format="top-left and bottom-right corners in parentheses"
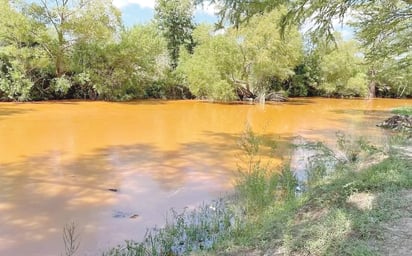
top-left (282, 156), bottom-right (411, 256)
top-left (392, 106), bottom-right (412, 115)
top-left (211, 132), bottom-right (412, 256)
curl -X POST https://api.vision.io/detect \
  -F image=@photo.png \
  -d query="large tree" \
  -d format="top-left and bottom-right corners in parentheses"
top-left (177, 24), bottom-right (242, 101)
top-left (353, 0), bottom-right (411, 97)
top-left (155, 0), bottom-right (196, 69)
top-left (197, 0), bottom-right (412, 97)
top-left (24, 0), bottom-right (121, 77)
top-left (70, 24), bottom-right (168, 100)
top-left (178, 8), bottom-right (302, 101)
top-left (317, 39), bottom-right (368, 97)
top-left (0, 0), bottom-right (48, 100)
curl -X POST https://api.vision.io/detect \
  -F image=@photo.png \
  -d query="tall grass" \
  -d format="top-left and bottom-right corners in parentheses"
top-left (235, 126), bottom-right (297, 212)
top-left (104, 199), bottom-right (236, 256)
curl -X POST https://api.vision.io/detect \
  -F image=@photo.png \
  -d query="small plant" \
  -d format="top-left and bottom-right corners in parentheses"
top-left (104, 200), bottom-right (236, 256)
top-left (336, 132), bottom-right (379, 163)
top-left (236, 125), bottom-right (289, 211)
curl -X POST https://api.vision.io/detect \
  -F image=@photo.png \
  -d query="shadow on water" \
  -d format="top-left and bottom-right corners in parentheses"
top-left (29, 100), bottom-right (81, 105)
top-left (0, 106), bottom-right (33, 117)
top-left (280, 99), bottom-right (317, 106)
top-left (114, 100), bottom-right (167, 105)
top-left (329, 109), bottom-right (390, 117)
top-left (1, 130), bottom-right (295, 255)
top-left (201, 99), bottom-right (317, 106)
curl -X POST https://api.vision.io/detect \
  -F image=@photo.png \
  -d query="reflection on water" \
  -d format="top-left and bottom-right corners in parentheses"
top-left (0, 98), bottom-right (410, 255)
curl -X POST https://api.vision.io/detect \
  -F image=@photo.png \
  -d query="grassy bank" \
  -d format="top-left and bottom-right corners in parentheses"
top-left (104, 130), bottom-right (412, 256)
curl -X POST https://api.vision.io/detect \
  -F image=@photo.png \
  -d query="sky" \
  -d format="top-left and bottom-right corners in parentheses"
top-left (112, 0), bottom-right (218, 26)
top-left (113, 0), bottom-right (354, 40)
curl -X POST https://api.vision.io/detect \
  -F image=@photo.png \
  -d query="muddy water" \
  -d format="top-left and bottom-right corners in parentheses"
top-left (0, 98), bottom-right (410, 255)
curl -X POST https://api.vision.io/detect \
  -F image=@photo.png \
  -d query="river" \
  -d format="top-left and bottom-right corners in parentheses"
top-left (0, 98), bottom-right (410, 255)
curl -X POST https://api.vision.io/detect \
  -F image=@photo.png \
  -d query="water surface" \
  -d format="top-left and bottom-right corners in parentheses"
top-left (0, 98), bottom-right (410, 255)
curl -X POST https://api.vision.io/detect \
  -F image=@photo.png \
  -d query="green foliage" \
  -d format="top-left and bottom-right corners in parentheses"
top-left (104, 200), bottom-right (235, 256)
top-left (178, 9), bottom-right (302, 101)
top-left (336, 132), bottom-right (379, 163)
top-left (238, 8), bottom-right (303, 97)
top-left (0, 1), bottom-right (51, 101)
top-left (235, 127), bottom-right (297, 213)
top-left (102, 128), bottom-right (412, 255)
top-left (23, 0), bottom-right (121, 77)
top-left (51, 76), bottom-right (72, 96)
top-left (201, 0), bottom-right (412, 98)
top-left (196, 0), bottom-right (284, 29)
top-left (354, 0), bottom-right (411, 63)
top-left (0, 0), bottom-right (409, 101)
top-left (177, 26), bottom-right (241, 100)
top-left (356, 157), bottom-right (412, 191)
top-left (155, 0), bottom-right (196, 69)
top-left (373, 56), bottom-right (412, 97)
top-left (70, 24), bottom-right (169, 100)
top-left (287, 208), bottom-right (352, 255)
top-left (0, 58), bottom-right (33, 101)
top-left (318, 40), bottom-right (368, 97)
top-left (282, 134), bottom-right (411, 256)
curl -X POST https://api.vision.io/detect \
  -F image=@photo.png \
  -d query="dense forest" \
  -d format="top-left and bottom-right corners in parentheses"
top-left (0, 0), bottom-right (411, 102)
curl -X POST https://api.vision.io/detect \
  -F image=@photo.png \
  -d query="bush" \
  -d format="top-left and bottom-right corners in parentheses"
top-left (0, 59), bottom-right (33, 101)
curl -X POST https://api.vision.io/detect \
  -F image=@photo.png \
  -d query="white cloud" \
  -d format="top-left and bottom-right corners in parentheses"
top-left (113, 0), bottom-right (155, 9)
top-left (195, 2), bottom-right (218, 16)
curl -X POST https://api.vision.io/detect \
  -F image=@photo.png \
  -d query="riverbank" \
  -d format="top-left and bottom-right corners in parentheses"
top-left (103, 127), bottom-right (411, 256)
top-left (213, 137), bottom-right (412, 255)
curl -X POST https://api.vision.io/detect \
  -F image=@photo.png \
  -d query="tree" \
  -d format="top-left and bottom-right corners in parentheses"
top-left (197, 0), bottom-right (412, 98)
top-left (0, 0), bottom-right (49, 100)
top-left (237, 8), bottom-right (302, 100)
top-left (155, 0), bottom-right (196, 69)
top-left (201, 0), bottom-right (411, 52)
top-left (178, 9), bottom-right (303, 101)
top-left (373, 56), bottom-right (412, 98)
top-left (318, 39), bottom-right (368, 97)
top-left (353, 0), bottom-right (411, 97)
top-left (24, 0), bottom-right (121, 77)
top-left (71, 24), bottom-right (168, 100)
top-left (177, 24), bottom-right (242, 100)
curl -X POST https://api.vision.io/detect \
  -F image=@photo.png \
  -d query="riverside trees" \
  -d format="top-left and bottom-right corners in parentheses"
top-left (177, 8), bottom-right (303, 101)
top-left (198, 0), bottom-right (412, 98)
top-left (0, 0), bottom-right (410, 101)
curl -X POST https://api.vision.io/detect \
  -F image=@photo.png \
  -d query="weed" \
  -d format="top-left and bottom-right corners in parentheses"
top-left (104, 199), bottom-right (237, 256)
top-left (336, 132), bottom-right (379, 163)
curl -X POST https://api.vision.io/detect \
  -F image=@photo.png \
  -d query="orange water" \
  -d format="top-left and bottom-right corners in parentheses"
top-left (0, 98), bottom-right (410, 255)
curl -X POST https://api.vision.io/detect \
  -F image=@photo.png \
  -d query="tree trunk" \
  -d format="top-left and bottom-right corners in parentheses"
top-left (56, 30), bottom-right (64, 77)
top-left (368, 80), bottom-right (376, 98)
top-left (368, 68), bottom-right (377, 98)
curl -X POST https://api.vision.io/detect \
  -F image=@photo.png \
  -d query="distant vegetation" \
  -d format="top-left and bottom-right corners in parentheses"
top-left (1, 0), bottom-right (411, 101)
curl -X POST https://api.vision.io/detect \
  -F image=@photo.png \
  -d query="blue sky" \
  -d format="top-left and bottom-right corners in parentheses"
top-left (113, 0), bottom-right (218, 26)
top-left (113, 0), bottom-right (354, 40)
